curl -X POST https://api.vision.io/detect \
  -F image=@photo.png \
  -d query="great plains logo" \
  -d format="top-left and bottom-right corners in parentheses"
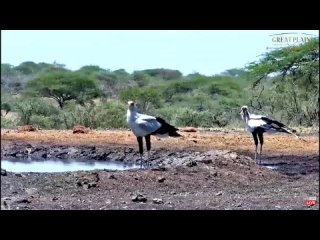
top-left (268, 32), bottom-right (317, 50)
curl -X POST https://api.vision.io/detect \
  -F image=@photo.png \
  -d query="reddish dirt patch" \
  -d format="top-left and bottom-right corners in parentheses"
top-left (17, 125), bottom-right (37, 132)
top-left (72, 125), bottom-right (90, 134)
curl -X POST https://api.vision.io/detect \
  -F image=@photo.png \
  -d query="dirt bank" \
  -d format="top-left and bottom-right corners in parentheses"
top-left (1, 129), bottom-right (319, 210)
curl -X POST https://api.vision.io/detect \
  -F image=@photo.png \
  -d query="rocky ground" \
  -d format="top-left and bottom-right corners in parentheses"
top-left (1, 129), bottom-right (319, 210)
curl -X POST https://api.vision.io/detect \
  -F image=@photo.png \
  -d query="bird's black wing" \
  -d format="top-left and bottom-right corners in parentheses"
top-left (155, 117), bottom-right (178, 130)
top-left (261, 117), bottom-right (287, 129)
top-left (152, 117), bottom-right (180, 136)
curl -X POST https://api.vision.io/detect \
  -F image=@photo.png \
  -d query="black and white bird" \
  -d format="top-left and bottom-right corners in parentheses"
top-left (240, 105), bottom-right (301, 164)
top-left (127, 101), bottom-right (181, 168)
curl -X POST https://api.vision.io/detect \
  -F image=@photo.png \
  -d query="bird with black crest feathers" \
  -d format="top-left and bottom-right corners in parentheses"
top-left (240, 105), bottom-right (301, 164)
top-left (127, 101), bottom-right (181, 168)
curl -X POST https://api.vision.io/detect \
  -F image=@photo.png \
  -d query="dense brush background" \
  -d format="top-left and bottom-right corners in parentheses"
top-left (1, 39), bottom-right (319, 131)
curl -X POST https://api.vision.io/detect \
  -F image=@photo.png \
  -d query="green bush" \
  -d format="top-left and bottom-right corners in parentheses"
top-left (61, 100), bottom-right (127, 129)
top-left (15, 97), bottom-right (60, 126)
top-left (30, 115), bottom-right (56, 129)
top-left (1, 117), bottom-right (18, 128)
top-left (1, 102), bottom-right (11, 116)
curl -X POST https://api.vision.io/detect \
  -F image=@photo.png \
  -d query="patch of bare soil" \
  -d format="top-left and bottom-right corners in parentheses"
top-left (1, 129), bottom-right (319, 210)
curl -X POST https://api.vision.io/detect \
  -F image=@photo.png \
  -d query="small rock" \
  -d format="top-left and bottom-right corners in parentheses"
top-left (236, 203), bottom-right (242, 207)
top-left (203, 159), bottom-right (212, 164)
top-left (1, 169), bottom-right (7, 176)
top-left (212, 172), bottom-right (218, 177)
top-left (121, 201), bottom-right (126, 204)
top-left (229, 152), bottom-right (238, 159)
top-left (153, 198), bottom-right (164, 204)
top-left (151, 167), bottom-right (166, 171)
top-left (52, 197), bottom-right (58, 201)
top-left (215, 191), bottom-right (223, 196)
top-left (157, 177), bottom-right (165, 183)
top-left (194, 156), bottom-right (205, 162)
top-left (132, 194), bottom-right (147, 203)
top-left (88, 183), bottom-right (97, 188)
top-left (181, 127), bottom-right (197, 132)
top-left (3, 201), bottom-right (10, 209)
top-left (72, 125), bottom-right (90, 134)
top-left (186, 161), bottom-right (197, 167)
top-left (221, 161), bottom-right (228, 166)
top-left (109, 174), bottom-right (117, 179)
top-left (76, 181), bottom-right (83, 186)
top-left (16, 198), bottom-right (31, 204)
top-left (15, 173), bottom-right (24, 177)
top-left (25, 188), bottom-right (37, 195)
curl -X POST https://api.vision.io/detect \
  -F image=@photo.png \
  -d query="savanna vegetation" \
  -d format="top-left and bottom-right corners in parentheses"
top-left (1, 39), bottom-right (319, 130)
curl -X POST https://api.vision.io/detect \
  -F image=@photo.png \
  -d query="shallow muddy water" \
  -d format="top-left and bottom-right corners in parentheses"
top-left (1, 159), bottom-right (141, 173)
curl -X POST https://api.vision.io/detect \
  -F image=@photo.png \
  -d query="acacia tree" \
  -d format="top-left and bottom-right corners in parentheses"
top-left (27, 70), bottom-right (102, 109)
top-left (247, 38), bottom-right (319, 126)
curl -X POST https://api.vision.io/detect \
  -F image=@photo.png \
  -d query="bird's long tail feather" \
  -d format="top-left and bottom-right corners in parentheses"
top-left (280, 127), bottom-right (306, 141)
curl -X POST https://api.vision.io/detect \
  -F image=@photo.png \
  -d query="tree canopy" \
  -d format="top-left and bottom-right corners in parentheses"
top-left (247, 38), bottom-right (319, 125)
top-left (27, 70), bottom-right (102, 108)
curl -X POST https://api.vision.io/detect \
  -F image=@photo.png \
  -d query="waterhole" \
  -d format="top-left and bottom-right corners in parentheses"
top-left (1, 159), bottom-right (141, 173)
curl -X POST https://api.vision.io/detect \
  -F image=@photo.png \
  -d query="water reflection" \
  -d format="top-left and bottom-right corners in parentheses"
top-left (1, 159), bottom-right (140, 173)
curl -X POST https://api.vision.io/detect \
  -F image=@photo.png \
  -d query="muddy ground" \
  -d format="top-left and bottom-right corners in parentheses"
top-left (1, 129), bottom-right (319, 210)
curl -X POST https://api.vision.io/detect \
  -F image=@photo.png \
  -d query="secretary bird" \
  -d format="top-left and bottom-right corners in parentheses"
top-left (127, 101), bottom-right (181, 168)
top-left (240, 105), bottom-right (301, 164)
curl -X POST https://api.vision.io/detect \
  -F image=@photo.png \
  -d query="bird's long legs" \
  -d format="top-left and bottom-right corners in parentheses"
top-left (257, 131), bottom-right (264, 165)
top-left (137, 136), bottom-right (152, 169)
top-left (145, 135), bottom-right (151, 168)
top-left (137, 137), bottom-right (144, 168)
top-left (259, 144), bottom-right (263, 165)
top-left (252, 132), bottom-right (259, 164)
top-left (255, 144), bottom-right (258, 163)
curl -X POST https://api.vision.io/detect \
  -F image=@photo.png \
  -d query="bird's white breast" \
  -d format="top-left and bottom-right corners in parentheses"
top-left (246, 119), bottom-right (266, 132)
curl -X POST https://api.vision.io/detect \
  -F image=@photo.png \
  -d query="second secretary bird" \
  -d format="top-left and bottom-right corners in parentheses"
top-left (240, 105), bottom-right (300, 164)
top-left (127, 101), bottom-right (181, 168)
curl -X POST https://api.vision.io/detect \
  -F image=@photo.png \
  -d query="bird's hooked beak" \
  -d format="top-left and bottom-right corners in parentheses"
top-left (240, 106), bottom-right (249, 121)
top-left (240, 106), bottom-right (248, 114)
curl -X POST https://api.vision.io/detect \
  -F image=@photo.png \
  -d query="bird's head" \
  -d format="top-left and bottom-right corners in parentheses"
top-left (241, 105), bottom-right (248, 111)
top-left (240, 105), bottom-right (249, 120)
top-left (128, 101), bottom-right (135, 111)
